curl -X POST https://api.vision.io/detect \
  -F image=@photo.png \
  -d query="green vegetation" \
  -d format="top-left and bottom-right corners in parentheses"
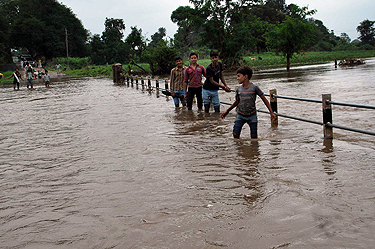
top-left (1, 0), bottom-right (375, 78)
top-left (244, 50), bottom-right (375, 70)
top-left (0, 0), bottom-right (88, 61)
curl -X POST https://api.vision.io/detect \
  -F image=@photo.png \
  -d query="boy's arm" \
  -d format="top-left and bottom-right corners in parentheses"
top-left (209, 77), bottom-right (225, 89)
top-left (184, 69), bottom-right (188, 97)
top-left (169, 70), bottom-right (175, 96)
top-left (260, 94), bottom-right (277, 121)
top-left (219, 72), bottom-right (230, 91)
top-left (221, 99), bottom-right (239, 119)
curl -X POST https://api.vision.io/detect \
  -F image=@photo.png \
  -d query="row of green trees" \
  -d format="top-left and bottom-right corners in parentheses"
top-left (171, 0), bottom-right (375, 70)
top-left (0, 0), bottom-right (88, 64)
top-left (1, 0), bottom-right (374, 73)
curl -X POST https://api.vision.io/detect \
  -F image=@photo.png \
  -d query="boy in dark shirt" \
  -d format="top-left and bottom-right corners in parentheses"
top-left (221, 66), bottom-right (276, 138)
top-left (202, 51), bottom-right (230, 113)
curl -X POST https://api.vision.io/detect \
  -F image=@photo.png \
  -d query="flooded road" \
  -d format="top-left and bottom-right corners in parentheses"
top-left (1, 59), bottom-right (375, 248)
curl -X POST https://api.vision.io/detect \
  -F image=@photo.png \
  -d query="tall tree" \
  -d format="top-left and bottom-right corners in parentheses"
top-left (6, 0), bottom-right (89, 60)
top-left (357, 19), bottom-right (375, 46)
top-left (143, 39), bottom-right (176, 75)
top-left (248, 5), bottom-right (286, 53)
top-left (171, 5), bottom-right (204, 50)
top-left (102, 18), bottom-right (125, 44)
top-left (266, 4), bottom-right (317, 71)
top-left (340, 33), bottom-right (351, 44)
top-left (149, 27), bottom-right (167, 47)
top-left (265, 0), bottom-right (285, 12)
top-left (184, 0), bottom-right (264, 67)
top-left (99, 18), bottom-right (128, 64)
top-left (89, 34), bottom-right (106, 65)
top-left (0, 5), bottom-right (12, 64)
top-left (125, 26), bottom-right (146, 61)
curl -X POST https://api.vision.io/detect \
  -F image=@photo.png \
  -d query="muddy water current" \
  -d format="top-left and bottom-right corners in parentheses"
top-left (1, 59), bottom-right (375, 248)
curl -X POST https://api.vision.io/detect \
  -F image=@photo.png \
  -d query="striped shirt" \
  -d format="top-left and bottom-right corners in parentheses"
top-left (236, 83), bottom-right (264, 116)
top-left (170, 66), bottom-right (186, 91)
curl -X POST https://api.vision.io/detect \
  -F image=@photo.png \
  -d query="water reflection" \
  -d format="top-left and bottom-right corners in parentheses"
top-left (235, 140), bottom-right (260, 164)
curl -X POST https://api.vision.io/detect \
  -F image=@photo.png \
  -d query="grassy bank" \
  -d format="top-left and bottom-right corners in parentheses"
top-left (244, 50), bottom-right (375, 70)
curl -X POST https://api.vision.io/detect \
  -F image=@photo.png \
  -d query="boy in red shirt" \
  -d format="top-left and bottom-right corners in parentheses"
top-left (184, 53), bottom-right (206, 110)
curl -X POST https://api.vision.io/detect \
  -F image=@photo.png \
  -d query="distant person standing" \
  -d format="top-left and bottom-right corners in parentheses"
top-left (26, 68), bottom-right (34, 89)
top-left (169, 56), bottom-right (187, 107)
top-left (56, 63), bottom-right (61, 74)
top-left (43, 70), bottom-right (50, 88)
top-left (5, 68), bottom-right (25, 90)
top-left (24, 62), bottom-right (30, 78)
top-left (184, 52), bottom-right (206, 111)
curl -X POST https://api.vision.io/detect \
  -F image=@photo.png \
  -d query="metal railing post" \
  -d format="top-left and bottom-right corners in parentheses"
top-left (148, 78), bottom-right (151, 90)
top-left (270, 89), bottom-right (278, 126)
top-left (322, 94), bottom-right (333, 139)
top-left (165, 79), bottom-right (169, 90)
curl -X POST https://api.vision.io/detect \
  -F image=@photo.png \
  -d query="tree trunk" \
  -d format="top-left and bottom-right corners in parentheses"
top-left (286, 52), bottom-right (291, 71)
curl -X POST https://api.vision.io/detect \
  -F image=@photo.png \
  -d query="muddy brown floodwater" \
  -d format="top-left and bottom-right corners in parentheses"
top-left (1, 59), bottom-right (375, 249)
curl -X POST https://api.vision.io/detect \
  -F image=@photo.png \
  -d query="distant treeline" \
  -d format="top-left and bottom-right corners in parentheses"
top-left (1, 0), bottom-right (374, 73)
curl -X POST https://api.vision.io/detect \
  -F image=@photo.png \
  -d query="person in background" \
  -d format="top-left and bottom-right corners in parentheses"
top-left (56, 63), bottom-right (61, 74)
top-left (24, 62), bottom-right (30, 78)
top-left (43, 70), bottom-right (50, 88)
top-left (184, 52), bottom-right (206, 111)
top-left (169, 56), bottom-right (187, 107)
top-left (202, 51), bottom-right (230, 113)
top-left (5, 68), bottom-right (25, 90)
top-left (26, 67), bottom-right (34, 89)
top-left (221, 66), bottom-right (277, 139)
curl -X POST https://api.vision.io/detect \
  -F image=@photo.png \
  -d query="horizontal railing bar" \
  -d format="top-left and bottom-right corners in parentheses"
top-left (327, 101), bottom-right (375, 110)
top-left (220, 101), bottom-right (232, 106)
top-left (266, 92), bottom-right (375, 110)
top-left (257, 109), bottom-right (324, 125)
top-left (272, 94), bottom-right (322, 103)
top-left (326, 123), bottom-right (375, 136)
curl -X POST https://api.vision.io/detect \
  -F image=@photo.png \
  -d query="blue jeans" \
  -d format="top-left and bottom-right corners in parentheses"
top-left (233, 113), bottom-right (258, 138)
top-left (202, 89), bottom-right (220, 111)
top-left (172, 90), bottom-right (186, 106)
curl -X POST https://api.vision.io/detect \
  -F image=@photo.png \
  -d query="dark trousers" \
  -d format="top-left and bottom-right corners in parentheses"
top-left (187, 86), bottom-right (202, 110)
top-left (13, 79), bottom-right (20, 89)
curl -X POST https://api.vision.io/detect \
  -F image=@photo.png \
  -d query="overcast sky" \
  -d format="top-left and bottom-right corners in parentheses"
top-left (60, 0), bottom-right (375, 41)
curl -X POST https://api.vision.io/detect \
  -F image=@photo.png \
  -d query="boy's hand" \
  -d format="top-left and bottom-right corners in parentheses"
top-left (270, 112), bottom-right (277, 121)
top-left (221, 110), bottom-right (228, 119)
top-left (222, 85), bottom-right (231, 92)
